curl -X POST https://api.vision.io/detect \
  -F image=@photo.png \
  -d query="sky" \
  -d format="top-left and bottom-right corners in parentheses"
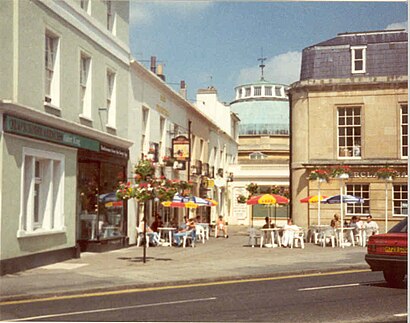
top-left (129, 1), bottom-right (408, 103)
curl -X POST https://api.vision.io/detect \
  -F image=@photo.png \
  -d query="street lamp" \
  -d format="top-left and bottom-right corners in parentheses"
top-left (338, 173), bottom-right (349, 248)
top-left (384, 177), bottom-right (393, 233)
top-left (317, 178), bottom-right (324, 225)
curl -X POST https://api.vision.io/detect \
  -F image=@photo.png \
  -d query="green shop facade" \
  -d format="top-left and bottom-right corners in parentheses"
top-left (0, 111), bottom-right (132, 275)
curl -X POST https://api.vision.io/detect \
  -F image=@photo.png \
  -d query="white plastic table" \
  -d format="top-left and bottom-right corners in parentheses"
top-left (260, 228), bottom-right (281, 248)
top-left (158, 227), bottom-right (176, 247)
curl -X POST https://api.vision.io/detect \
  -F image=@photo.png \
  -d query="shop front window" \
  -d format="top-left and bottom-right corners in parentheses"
top-left (78, 160), bottom-right (125, 241)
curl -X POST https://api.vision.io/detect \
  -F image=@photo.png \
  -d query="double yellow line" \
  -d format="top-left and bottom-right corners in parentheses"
top-left (0, 269), bottom-right (370, 306)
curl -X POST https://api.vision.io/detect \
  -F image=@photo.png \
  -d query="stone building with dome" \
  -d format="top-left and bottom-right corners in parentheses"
top-left (228, 70), bottom-right (290, 226)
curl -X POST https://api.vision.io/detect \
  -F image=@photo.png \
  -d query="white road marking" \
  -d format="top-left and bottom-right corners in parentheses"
top-left (394, 313), bottom-right (407, 317)
top-left (5, 297), bottom-right (217, 322)
top-left (40, 263), bottom-right (87, 270)
top-left (298, 283), bottom-right (360, 291)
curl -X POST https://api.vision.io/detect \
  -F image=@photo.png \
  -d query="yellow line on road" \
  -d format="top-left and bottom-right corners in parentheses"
top-left (0, 269), bottom-right (370, 306)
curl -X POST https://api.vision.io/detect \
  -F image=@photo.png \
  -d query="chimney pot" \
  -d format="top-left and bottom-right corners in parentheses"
top-left (150, 56), bottom-right (157, 73)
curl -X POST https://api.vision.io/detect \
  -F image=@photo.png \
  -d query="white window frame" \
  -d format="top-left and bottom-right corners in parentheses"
top-left (346, 184), bottom-right (370, 216)
top-left (254, 86), bottom-right (261, 96)
top-left (400, 104), bottom-right (408, 158)
top-left (337, 106), bottom-right (362, 159)
top-left (275, 86), bottom-right (282, 97)
top-left (245, 87), bottom-right (251, 97)
top-left (393, 184), bottom-right (408, 216)
top-left (106, 69), bottom-right (116, 129)
top-left (104, 0), bottom-right (115, 34)
top-left (44, 31), bottom-right (60, 107)
top-left (18, 148), bottom-right (65, 237)
top-left (80, 0), bottom-right (90, 13)
top-left (264, 86), bottom-right (272, 96)
top-left (351, 46), bottom-right (366, 74)
top-left (79, 52), bottom-right (92, 120)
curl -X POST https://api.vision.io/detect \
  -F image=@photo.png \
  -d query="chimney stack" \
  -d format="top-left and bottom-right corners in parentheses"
top-left (179, 80), bottom-right (187, 99)
top-left (150, 56), bottom-right (156, 74)
top-left (157, 64), bottom-right (166, 81)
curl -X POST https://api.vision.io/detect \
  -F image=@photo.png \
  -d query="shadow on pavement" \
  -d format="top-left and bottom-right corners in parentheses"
top-left (117, 256), bottom-right (172, 263)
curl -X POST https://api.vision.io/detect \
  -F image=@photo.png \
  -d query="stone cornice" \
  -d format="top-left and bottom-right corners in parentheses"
top-left (0, 101), bottom-right (133, 148)
top-left (289, 75), bottom-right (408, 94)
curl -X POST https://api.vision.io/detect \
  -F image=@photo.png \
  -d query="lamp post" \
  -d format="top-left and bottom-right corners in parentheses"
top-left (384, 177), bottom-right (392, 233)
top-left (338, 173), bottom-right (349, 248)
top-left (317, 178), bottom-right (325, 225)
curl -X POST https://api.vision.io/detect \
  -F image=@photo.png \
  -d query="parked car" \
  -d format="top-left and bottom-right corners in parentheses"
top-left (365, 217), bottom-right (407, 287)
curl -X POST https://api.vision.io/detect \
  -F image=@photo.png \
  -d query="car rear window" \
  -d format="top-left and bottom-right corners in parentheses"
top-left (388, 218), bottom-right (408, 233)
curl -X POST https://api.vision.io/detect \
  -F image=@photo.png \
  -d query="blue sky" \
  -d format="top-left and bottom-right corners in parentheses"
top-left (129, 1), bottom-right (407, 103)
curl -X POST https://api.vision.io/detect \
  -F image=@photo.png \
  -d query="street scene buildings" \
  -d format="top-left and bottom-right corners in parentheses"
top-left (0, 0), bottom-right (407, 276)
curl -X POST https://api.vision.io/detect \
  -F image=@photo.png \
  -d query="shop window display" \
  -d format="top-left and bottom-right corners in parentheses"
top-left (78, 161), bottom-right (125, 242)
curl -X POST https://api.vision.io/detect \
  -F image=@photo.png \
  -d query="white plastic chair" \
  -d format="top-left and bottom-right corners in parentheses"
top-left (290, 229), bottom-right (305, 249)
top-left (195, 225), bottom-right (206, 244)
top-left (182, 230), bottom-right (195, 248)
top-left (322, 228), bottom-right (336, 248)
top-left (248, 227), bottom-right (261, 247)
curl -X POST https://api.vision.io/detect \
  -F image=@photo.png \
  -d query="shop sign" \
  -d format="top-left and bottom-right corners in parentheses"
top-left (172, 135), bottom-right (190, 161)
top-left (351, 171), bottom-right (407, 178)
top-left (101, 144), bottom-right (128, 159)
top-left (4, 115), bottom-right (99, 151)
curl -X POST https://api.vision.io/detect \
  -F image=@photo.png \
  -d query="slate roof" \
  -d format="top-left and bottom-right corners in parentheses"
top-left (311, 30), bottom-right (407, 48)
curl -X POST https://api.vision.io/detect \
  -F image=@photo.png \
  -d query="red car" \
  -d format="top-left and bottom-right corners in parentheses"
top-left (365, 217), bottom-right (408, 287)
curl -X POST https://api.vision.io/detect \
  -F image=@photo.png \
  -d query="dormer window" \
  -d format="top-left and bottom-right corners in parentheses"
top-left (351, 46), bottom-right (366, 74)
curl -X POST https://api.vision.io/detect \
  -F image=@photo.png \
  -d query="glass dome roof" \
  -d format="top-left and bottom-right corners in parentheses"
top-left (231, 100), bottom-right (289, 135)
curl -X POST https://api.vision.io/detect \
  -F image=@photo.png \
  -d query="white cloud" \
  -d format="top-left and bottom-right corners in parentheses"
top-left (129, 1), bottom-right (212, 26)
top-left (385, 21), bottom-right (408, 31)
top-left (129, 3), bottom-right (153, 26)
top-left (236, 51), bottom-right (302, 86)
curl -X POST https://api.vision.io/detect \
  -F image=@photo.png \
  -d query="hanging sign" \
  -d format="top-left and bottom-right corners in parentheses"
top-left (172, 135), bottom-right (190, 161)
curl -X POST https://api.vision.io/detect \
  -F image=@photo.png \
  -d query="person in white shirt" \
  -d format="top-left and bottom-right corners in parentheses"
top-left (281, 219), bottom-right (300, 247)
top-left (364, 215), bottom-right (379, 236)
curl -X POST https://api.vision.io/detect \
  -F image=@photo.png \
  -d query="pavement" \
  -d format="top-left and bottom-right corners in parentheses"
top-left (0, 226), bottom-right (369, 302)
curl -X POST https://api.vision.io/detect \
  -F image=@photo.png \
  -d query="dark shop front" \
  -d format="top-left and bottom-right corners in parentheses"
top-left (77, 144), bottom-right (129, 252)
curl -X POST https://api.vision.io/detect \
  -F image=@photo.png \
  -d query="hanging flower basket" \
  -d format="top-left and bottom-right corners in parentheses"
top-left (270, 185), bottom-right (290, 198)
top-left (246, 182), bottom-right (259, 196)
top-left (134, 159), bottom-right (155, 181)
top-left (162, 156), bottom-right (175, 167)
top-left (236, 194), bottom-right (247, 204)
top-left (376, 166), bottom-right (398, 180)
top-left (308, 168), bottom-right (329, 182)
top-left (330, 165), bottom-right (351, 179)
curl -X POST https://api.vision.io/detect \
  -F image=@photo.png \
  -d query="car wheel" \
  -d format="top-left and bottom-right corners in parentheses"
top-left (383, 270), bottom-right (405, 287)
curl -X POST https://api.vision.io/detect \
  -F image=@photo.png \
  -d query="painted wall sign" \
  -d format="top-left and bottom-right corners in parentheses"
top-left (351, 171), bottom-right (407, 178)
top-left (4, 115), bottom-right (100, 151)
top-left (100, 144), bottom-right (128, 159)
